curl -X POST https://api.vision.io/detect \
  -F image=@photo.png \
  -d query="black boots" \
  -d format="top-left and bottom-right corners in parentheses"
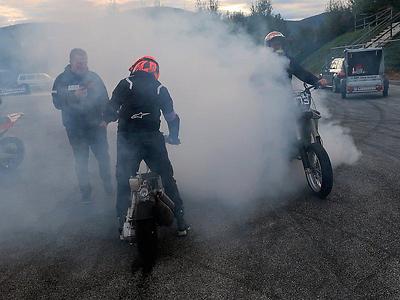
top-left (175, 209), bottom-right (190, 237)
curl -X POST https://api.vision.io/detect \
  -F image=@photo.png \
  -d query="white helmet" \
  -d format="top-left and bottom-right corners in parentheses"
top-left (264, 31), bottom-right (286, 47)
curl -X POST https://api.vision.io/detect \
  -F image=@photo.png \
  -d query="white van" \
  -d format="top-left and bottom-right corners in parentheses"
top-left (17, 73), bottom-right (53, 91)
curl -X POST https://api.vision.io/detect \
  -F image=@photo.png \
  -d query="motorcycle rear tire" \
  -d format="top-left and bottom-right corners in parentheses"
top-left (305, 143), bottom-right (333, 199)
top-left (135, 218), bottom-right (158, 268)
top-left (0, 137), bottom-right (25, 170)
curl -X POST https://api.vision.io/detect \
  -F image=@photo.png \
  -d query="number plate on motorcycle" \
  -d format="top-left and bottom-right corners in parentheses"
top-left (295, 93), bottom-right (311, 108)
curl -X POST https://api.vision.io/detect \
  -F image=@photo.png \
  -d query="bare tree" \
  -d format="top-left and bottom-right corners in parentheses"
top-left (250, 0), bottom-right (273, 17)
top-left (195, 0), bottom-right (206, 11)
top-left (195, 0), bottom-right (219, 13)
top-left (208, 0), bottom-right (219, 12)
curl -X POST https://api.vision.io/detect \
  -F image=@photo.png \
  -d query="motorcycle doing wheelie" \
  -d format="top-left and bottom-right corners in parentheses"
top-left (121, 140), bottom-right (176, 266)
top-left (0, 110), bottom-right (24, 171)
top-left (293, 83), bottom-right (333, 198)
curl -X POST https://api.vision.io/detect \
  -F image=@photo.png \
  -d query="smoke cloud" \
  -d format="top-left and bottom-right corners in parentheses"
top-left (36, 8), bottom-right (298, 206)
top-left (0, 6), bottom-right (361, 240)
top-left (311, 89), bottom-right (362, 167)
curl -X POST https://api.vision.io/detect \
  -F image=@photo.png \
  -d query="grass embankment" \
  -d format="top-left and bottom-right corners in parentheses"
top-left (302, 29), bottom-right (400, 78)
top-left (302, 29), bottom-right (367, 74)
top-left (384, 42), bottom-right (400, 77)
top-left (302, 30), bottom-right (400, 80)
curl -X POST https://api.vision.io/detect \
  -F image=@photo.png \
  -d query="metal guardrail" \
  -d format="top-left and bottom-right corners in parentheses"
top-left (329, 38), bottom-right (400, 59)
top-left (351, 11), bottom-right (400, 47)
top-left (366, 18), bottom-right (400, 47)
top-left (331, 43), bottom-right (367, 51)
top-left (354, 7), bottom-right (393, 31)
top-left (329, 9), bottom-right (400, 58)
top-left (373, 37), bottom-right (400, 48)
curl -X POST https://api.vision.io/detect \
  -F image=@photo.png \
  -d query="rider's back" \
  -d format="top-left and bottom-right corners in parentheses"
top-left (107, 70), bottom-right (173, 134)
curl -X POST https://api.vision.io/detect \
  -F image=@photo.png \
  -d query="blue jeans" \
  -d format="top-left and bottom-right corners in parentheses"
top-left (115, 131), bottom-right (184, 218)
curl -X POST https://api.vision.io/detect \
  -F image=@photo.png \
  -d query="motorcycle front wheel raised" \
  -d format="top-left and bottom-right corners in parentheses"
top-left (0, 137), bottom-right (25, 170)
top-left (304, 142), bottom-right (333, 199)
top-left (135, 218), bottom-right (158, 268)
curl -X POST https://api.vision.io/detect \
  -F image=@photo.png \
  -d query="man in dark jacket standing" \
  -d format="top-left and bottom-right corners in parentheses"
top-left (52, 48), bottom-right (112, 204)
top-left (104, 56), bottom-right (189, 237)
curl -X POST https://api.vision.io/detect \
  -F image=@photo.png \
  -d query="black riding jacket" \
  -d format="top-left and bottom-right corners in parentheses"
top-left (287, 56), bottom-right (319, 86)
top-left (52, 65), bottom-right (109, 129)
top-left (104, 71), bottom-right (180, 138)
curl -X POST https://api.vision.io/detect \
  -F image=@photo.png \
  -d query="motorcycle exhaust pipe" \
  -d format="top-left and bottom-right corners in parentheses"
top-left (160, 193), bottom-right (175, 211)
top-left (155, 193), bottom-right (175, 227)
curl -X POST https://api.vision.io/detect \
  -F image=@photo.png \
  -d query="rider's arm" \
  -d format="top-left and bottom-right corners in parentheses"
top-left (288, 57), bottom-right (319, 86)
top-left (103, 79), bottom-right (126, 123)
top-left (77, 73), bottom-right (109, 115)
top-left (159, 85), bottom-right (180, 142)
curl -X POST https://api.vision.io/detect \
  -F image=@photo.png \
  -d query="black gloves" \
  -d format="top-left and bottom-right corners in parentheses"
top-left (166, 114), bottom-right (181, 145)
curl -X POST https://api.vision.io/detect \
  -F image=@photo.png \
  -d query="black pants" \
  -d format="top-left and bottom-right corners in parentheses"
top-left (66, 126), bottom-right (112, 197)
top-left (116, 131), bottom-right (183, 218)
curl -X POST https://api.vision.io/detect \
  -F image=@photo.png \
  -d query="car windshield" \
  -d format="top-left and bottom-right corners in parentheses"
top-left (330, 59), bottom-right (344, 70)
top-left (347, 50), bottom-right (382, 76)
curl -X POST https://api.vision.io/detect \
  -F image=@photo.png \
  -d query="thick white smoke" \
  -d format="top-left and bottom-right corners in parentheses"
top-left (291, 79), bottom-right (361, 168)
top-left (311, 89), bottom-right (362, 167)
top-left (0, 6), bottom-right (362, 237)
top-left (35, 9), bottom-right (297, 205)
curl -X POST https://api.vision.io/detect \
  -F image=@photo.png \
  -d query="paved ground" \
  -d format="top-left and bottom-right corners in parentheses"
top-left (0, 86), bottom-right (399, 299)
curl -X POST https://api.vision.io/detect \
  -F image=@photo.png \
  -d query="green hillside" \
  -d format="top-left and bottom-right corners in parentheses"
top-left (385, 42), bottom-right (400, 71)
top-left (302, 29), bottom-right (400, 75)
top-left (302, 29), bottom-right (366, 74)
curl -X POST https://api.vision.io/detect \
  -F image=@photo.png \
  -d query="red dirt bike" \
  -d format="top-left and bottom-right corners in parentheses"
top-left (0, 112), bottom-right (24, 170)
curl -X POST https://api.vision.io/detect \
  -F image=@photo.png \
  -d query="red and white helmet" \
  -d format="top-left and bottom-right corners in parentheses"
top-left (129, 56), bottom-right (160, 80)
top-left (264, 31), bottom-right (286, 47)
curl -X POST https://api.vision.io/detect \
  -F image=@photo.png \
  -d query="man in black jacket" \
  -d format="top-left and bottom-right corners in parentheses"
top-left (265, 31), bottom-right (327, 87)
top-left (104, 56), bottom-right (189, 237)
top-left (52, 48), bottom-right (112, 204)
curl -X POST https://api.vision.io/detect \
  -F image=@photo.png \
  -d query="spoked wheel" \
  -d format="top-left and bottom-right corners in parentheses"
top-left (304, 143), bottom-right (333, 199)
top-left (0, 137), bottom-right (25, 170)
top-left (135, 218), bottom-right (158, 271)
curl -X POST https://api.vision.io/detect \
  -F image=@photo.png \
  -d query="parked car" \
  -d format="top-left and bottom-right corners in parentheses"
top-left (320, 57), bottom-right (345, 92)
top-left (17, 73), bottom-right (53, 92)
top-left (331, 58), bottom-right (346, 93)
top-left (340, 48), bottom-right (389, 99)
top-left (0, 70), bottom-right (31, 96)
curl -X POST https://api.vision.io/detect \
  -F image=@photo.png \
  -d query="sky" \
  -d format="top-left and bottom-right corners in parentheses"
top-left (0, 0), bottom-right (329, 26)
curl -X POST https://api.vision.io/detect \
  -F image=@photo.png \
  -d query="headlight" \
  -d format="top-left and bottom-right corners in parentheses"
top-left (139, 187), bottom-right (149, 198)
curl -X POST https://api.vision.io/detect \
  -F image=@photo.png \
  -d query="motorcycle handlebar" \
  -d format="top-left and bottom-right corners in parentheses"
top-left (303, 82), bottom-right (318, 93)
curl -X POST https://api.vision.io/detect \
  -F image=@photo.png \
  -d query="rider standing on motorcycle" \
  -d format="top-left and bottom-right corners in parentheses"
top-left (265, 31), bottom-right (327, 87)
top-left (104, 56), bottom-right (190, 237)
top-left (52, 48), bottom-right (113, 204)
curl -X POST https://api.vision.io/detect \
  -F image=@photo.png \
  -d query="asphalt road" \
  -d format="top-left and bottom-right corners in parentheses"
top-left (0, 86), bottom-right (399, 299)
